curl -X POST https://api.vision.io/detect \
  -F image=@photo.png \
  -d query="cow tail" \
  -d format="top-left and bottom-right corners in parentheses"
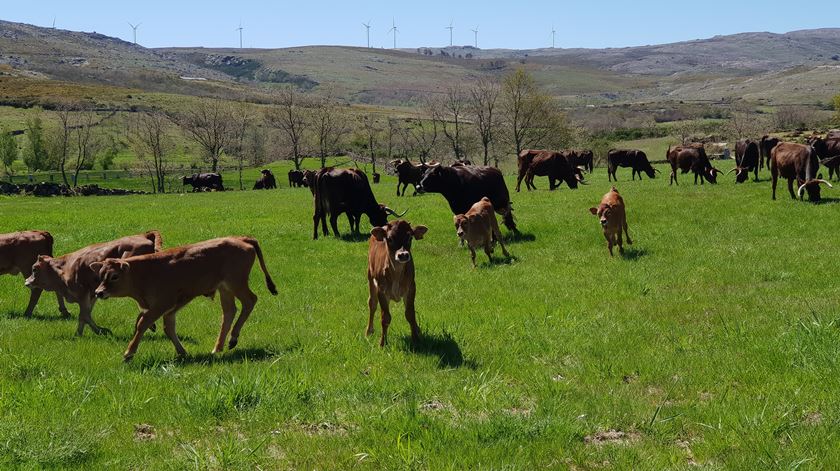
top-left (244, 238), bottom-right (278, 295)
top-left (146, 230), bottom-right (163, 251)
top-left (43, 231), bottom-right (55, 256)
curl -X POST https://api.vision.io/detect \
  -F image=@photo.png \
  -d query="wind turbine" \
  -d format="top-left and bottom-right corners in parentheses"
top-left (236, 22), bottom-right (244, 49)
top-left (551, 26), bottom-right (556, 49)
top-left (388, 18), bottom-right (398, 49)
top-left (52, 17), bottom-right (56, 29)
top-left (362, 20), bottom-right (371, 48)
top-left (128, 22), bottom-right (141, 44)
top-left (445, 20), bottom-right (454, 47)
top-left (471, 26), bottom-right (478, 48)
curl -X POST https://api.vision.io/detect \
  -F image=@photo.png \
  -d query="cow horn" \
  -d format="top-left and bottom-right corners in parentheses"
top-left (384, 206), bottom-right (408, 218)
top-left (653, 168), bottom-right (661, 174)
top-left (427, 162), bottom-right (441, 168)
top-left (817, 179), bottom-right (834, 188)
top-left (726, 168), bottom-right (737, 175)
top-left (798, 183), bottom-right (807, 199)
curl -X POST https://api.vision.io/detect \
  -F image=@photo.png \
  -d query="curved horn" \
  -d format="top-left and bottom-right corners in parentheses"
top-left (427, 161), bottom-right (441, 168)
top-left (653, 168), bottom-right (661, 174)
top-left (726, 168), bottom-right (738, 175)
top-left (384, 206), bottom-right (408, 218)
top-left (798, 183), bottom-right (807, 199)
top-left (817, 179), bottom-right (834, 188)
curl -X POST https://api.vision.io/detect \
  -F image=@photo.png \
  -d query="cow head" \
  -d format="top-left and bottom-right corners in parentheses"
top-left (371, 220), bottom-right (428, 264)
top-left (24, 256), bottom-right (63, 292)
top-left (453, 213), bottom-right (477, 241)
top-left (704, 167), bottom-right (722, 184)
top-left (91, 259), bottom-right (132, 300)
top-left (370, 205), bottom-right (407, 227)
top-left (797, 179), bottom-right (833, 202)
top-left (417, 164), bottom-right (453, 194)
top-left (589, 188), bottom-right (621, 228)
top-left (644, 165), bottom-right (659, 179)
top-left (727, 166), bottom-right (750, 184)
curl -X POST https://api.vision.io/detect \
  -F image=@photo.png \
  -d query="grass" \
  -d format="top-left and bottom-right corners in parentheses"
top-left (1, 161), bottom-right (840, 469)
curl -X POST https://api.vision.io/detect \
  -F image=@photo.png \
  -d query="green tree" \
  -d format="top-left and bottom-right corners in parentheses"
top-left (0, 129), bottom-right (18, 176)
top-left (833, 94), bottom-right (840, 125)
top-left (23, 115), bottom-right (49, 172)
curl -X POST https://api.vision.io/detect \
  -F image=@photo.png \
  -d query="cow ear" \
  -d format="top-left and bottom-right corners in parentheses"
top-left (37, 254), bottom-right (51, 263)
top-left (453, 215), bottom-right (460, 225)
top-left (412, 225), bottom-right (429, 240)
top-left (371, 227), bottom-right (387, 241)
top-left (89, 262), bottom-right (103, 273)
top-left (588, 207), bottom-right (598, 215)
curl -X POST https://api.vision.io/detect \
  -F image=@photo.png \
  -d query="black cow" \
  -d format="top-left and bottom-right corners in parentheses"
top-left (391, 159), bottom-right (428, 196)
top-left (730, 139), bottom-right (760, 183)
top-left (566, 149), bottom-right (594, 174)
top-left (312, 168), bottom-right (403, 239)
top-left (253, 170), bottom-right (277, 190)
top-left (666, 145), bottom-right (721, 185)
top-left (418, 164), bottom-right (517, 232)
top-left (607, 149), bottom-right (658, 181)
top-left (182, 173), bottom-right (224, 192)
top-left (523, 151), bottom-right (583, 191)
top-left (289, 170), bottom-right (305, 188)
top-left (759, 135), bottom-right (780, 171)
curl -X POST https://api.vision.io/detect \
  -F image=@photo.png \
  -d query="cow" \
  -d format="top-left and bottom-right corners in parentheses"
top-left (820, 155), bottom-right (840, 181)
top-left (589, 186), bottom-right (632, 257)
top-left (182, 173), bottom-right (224, 192)
top-left (453, 197), bottom-right (511, 267)
top-left (567, 149), bottom-right (594, 173)
top-left (523, 151), bottom-right (584, 191)
top-left (366, 220), bottom-right (428, 347)
top-left (312, 167), bottom-right (404, 239)
top-left (302, 170), bottom-right (317, 195)
top-left (730, 139), bottom-right (761, 183)
top-left (24, 232), bottom-right (163, 336)
top-left (607, 149), bottom-right (659, 182)
top-left (759, 135), bottom-right (781, 171)
top-left (253, 169), bottom-right (277, 190)
top-left (288, 169), bottom-right (305, 188)
top-left (391, 159), bottom-right (428, 196)
top-left (91, 236), bottom-right (277, 362)
top-left (453, 159), bottom-right (473, 167)
top-left (666, 144), bottom-right (722, 185)
top-left (770, 142), bottom-right (833, 202)
top-left (516, 149), bottom-right (543, 192)
top-left (419, 164), bottom-right (518, 232)
top-left (809, 135), bottom-right (840, 169)
top-left (0, 231), bottom-right (69, 318)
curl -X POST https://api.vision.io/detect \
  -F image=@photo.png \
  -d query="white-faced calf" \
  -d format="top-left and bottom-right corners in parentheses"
top-left (453, 197), bottom-right (511, 267)
top-left (589, 187), bottom-right (632, 256)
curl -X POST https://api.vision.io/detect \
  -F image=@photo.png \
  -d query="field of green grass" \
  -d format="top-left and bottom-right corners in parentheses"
top-left (2, 162), bottom-right (840, 469)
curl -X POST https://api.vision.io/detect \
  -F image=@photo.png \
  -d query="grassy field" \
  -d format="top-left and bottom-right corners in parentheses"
top-left (1, 161), bottom-right (839, 469)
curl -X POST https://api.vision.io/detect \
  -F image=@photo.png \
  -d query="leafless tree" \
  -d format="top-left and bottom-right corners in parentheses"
top-left (358, 114), bottom-right (380, 174)
top-left (71, 107), bottom-right (102, 186)
top-left (435, 85), bottom-right (468, 160)
top-left (311, 90), bottom-right (348, 168)
top-left (130, 111), bottom-right (173, 193)
top-left (53, 103), bottom-right (76, 185)
top-left (172, 99), bottom-right (234, 172)
top-left (404, 114), bottom-right (439, 164)
top-left (229, 104), bottom-right (255, 190)
top-left (384, 118), bottom-right (401, 161)
top-left (266, 87), bottom-right (310, 170)
top-left (468, 78), bottom-right (500, 166)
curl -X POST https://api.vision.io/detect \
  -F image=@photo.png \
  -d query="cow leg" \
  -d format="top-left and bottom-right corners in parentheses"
top-left (549, 177), bottom-right (557, 191)
top-left (366, 280), bottom-right (377, 336)
top-left (787, 178), bottom-right (796, 200)
top-left (329, 214), bottom-right (341, 238)
top-left (404, 285), bottom-right (421, 344)
top-left (313, 213), bottom-right (321, 240)
top-left (515, 174), bottom-right (524, 192)
top-left (22, 287), bottom-right (43, 318)
top-left (228, 285), bottom-right (257, 350)
top-left (346, 213), bottom-right (356, 234)
top-left (771, 173), bottom-right (778, 200)
top-left (616, 229), bottom-right (624, 254)
top-left (623, 221), bottom-right (633, 245)
top-left (753, 167), bottom-right (759, 182)
top-left (55, 294), bottom-right (71, 318)
top-left (213, 289), bottom-right (236, 354)
top-left (469, 246), bottom-right (477, 267)
top-left (484, 242), bottom-right (494, 264)
top-left (632, 170), bottom-right (636, 181)
top-left (163, 310), bottom-right (188, 357)
top-left (79, 298), bottom-right (110, 336)
top-left (134, 312), bottom-right (157, 333)
top-left (495, 227), bottom-right (511, 258)
top-left (397, 181), bottom-right (402, 196)
top-left (377, 293), bottom-right (392, 347)
top-left (605, 232), bottom-right (613, 257)
top-left (124, 309), bottom-right (161, 362)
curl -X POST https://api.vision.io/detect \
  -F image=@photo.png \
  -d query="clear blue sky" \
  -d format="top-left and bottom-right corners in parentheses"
top-left (3, 0), bottom-right (837, 50)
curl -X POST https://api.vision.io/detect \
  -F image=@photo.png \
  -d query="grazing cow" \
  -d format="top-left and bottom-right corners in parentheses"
top-left (91, 237), bottom-right (277, 361)
top-left (313, 168), bottom-right (403, 239)
top-left (289, 169), bottom-right (305, 188)
top-left (770, 142), bottom-right (833, 201)
top-left (567, 149), bottom-right (594, 173)
top-left (808, 135), bottom-right (840, 177)
top-left (589, 186), bottom-right (632, 256)
top-left (523, 151), bottom-right (584, 191)
top-left (666, 144), bottom-right (722, 185)
top-left (366, 220), bottom-right (428, 347)
top-left (24, 231), bottom-right (163, 336)
top-left (182, 173), bottom-right (224, 192)
top-left (391, 159), bottom-right (429, 196)
top-left (453, 197), bottom-right (511, 267)
top-left (516, 149), bottom-right (543, 192)
top-left (820, 155), bottom-right (840, 181)
top-left (607, 149), bottom-right (659, 181)
top-left (253, 169), bottom-right (277, 190)
top-left (730, 139), bottom-right (761, 183)
top-left (419, 164), bottom-right (518, 232)
top-left (759, 135), bottom-right (781, 170)
top-left (0, 231), bottom-right (69, 318)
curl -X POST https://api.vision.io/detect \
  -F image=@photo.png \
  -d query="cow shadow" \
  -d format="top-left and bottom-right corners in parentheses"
top-left (481, 255), bottom-right (518, 268)
top-left (4, 310), bottom-right (73, 322)
top-left (133, 345), bottom-right (286, 370)
top-left (620, 247), bottom-right (648, 261)
top-left (340, 233), bottom-right (371, 243)
top-left (814, 197), bottom-right (840, 205)
top-left (503, 231), bottom-right (537, 244)
top-left (401, 331), bottom-right (476, 369)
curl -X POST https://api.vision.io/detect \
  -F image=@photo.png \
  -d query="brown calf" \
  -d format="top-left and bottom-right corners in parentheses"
top-left (0, 231), bottom-right (69, 318)
top-left (91, 236), bottom-right (277, 361)
top-left (589, 187), bottom-right (632, 256)
top-left (24, 231), bottom-right (162, 336)
top-left (453, 197), bottom-right (511, 267)
top-left (366, 220), bottom-right (428, 347)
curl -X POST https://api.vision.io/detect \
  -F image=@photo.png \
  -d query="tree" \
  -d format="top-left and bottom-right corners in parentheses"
top-left (229, 104), bottom-right (255, 190)
top-left (173, 99), bottom-right (234, 172)
top-left (311, 91), bottom-right (348, 168)
top-left (0, 128), bottom-right (17, 176)
top-left (51, 104), bottom-right (76, 185)
top-left (23, 114), bottom-right (49, 173)
top-left (724, 108), bottom-right (769, 142)
top-left (130, 111), bottom-right (172, 193)
top-left (501, 69), bottom-right (561, 162)
top-left (71, 107), bottom-right (102, 186)
top-left (435, 85), bottom-right (468, 160)
top-left (832, 94), bottom-right (840, 125)
top-left (403, 115), bottom-right (439, 164)
top-left (469, 78), bottom-right (500, 166)
top-left (358, 114), bottom-right (380, 174)
top-left (266, 87), bottom-right (309, 170)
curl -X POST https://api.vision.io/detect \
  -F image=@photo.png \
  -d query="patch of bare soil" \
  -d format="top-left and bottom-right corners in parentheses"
top-left (134, 423), bottom-right (156, 441)
top-left (584, 429), bottom-right (640, 446)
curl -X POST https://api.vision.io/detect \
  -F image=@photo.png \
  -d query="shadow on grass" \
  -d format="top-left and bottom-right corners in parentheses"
top-left (502, 231), bottom-right (537, 244)
top-left (4, 310), bottom-right (73, 322)
top-left (134, 343), bottom-right (298, 370)
top-left (814, 197), bottom-right (840, 205)
top-left (400, 331), bottom-right (476, 369)
top-left (339, 232), bottom-right (371, 243)
top-left (479, 255), bottom-right (518, 268)
top-left (620, 247), bottom-right (648, 261)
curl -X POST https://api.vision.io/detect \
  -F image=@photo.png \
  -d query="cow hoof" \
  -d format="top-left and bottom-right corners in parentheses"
top-left (228, 338), bottom-right (238, 350)
top-left (59, 310), bottom-right (72, 319)
top-left (365, 328), bottom-right (374, 336)
top-left (123, 353), bottom-right (135, 363)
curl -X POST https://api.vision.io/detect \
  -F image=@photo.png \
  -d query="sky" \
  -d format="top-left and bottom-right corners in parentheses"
top-left (2, 0), bottom-right (838, 50)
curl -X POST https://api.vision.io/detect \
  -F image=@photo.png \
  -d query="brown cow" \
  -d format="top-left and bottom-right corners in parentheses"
top-left (366, 220), bottom-right (428, 347)
top-left (808, 135), bottom-right (840, 180)
top-left (760, 135), bottom-right (781, 170)
top-left (666, 144), bottom-right (722, 185)
top-left (731, 139), bottom-right (761, 183)
top-left (24, 232), bottom-right (162, 336)
top-left (589, 187), bottom-right (632, 256)
top-left (523, 151), bottom-right (583, 191)
top-left (454, 197), bottom-right (511, 267)
top-left (91, 237), bottom-right (277, 361)
top-left (516, 149), bottom-right (543, 192)
top-left (770, 142), bottom-right (833, 201)
top-left (0, 231), bottom-right (69, 318)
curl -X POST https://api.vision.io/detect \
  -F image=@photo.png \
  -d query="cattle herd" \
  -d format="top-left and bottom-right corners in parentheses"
top-left (1, 130), bottom-right (838, 360)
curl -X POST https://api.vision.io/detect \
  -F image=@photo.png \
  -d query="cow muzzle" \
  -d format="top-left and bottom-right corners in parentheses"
top-left (23, 276), bottom-right (35, 288)
top-left (600, 218), bottom-right (608, 227)
top-left (94, 288), bottom-right (109, 300)
top-left (395, 250), bottom-right (412, 263)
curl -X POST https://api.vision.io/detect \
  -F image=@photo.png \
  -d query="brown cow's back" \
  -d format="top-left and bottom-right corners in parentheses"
top-left (0, 231), bottom-right (53, 276)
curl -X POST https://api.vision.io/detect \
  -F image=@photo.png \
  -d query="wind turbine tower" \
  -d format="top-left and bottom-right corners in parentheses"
top-left (389, 18), bottom-right (398, 49)
top-left (362, 20), bottom-right (371, 48)
top-left (236, 23), bottom-right (244, 49)
top-left (445, 21), bottom-right (454, 47)
top-left (128, 22), bottom-right (141, 44)
top-left (471, 26), bottom-right (478, 48)
top-left (551, 26), bottom-right (556, 48)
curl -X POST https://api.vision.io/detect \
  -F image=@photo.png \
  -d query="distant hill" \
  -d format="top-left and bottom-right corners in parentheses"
top-left (2, 19), bottom-right (839, 108)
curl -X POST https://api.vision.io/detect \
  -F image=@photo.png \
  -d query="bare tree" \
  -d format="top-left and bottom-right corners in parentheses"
top-left (229, 104), bottom-right (255, 190)
top-left (129, 111), bottom-right (173, 193)
top-left (435, 85), bottom-right (468, 160)
top-left (266, 87), bottom-right (310, 170)
top-left (53, 103), bottom-right (76, 185)
top-left (501, 69), bottom-right (560, 161)
top-left (384, 118), bottom-right (401, 161)
top-left (71, 107), bottom-right (102, 186)
top-left (173, 99), bottom-right (234, 172)
top-left (311, 91), bottom-right (348, 168)
top-left (404, 115), bottom-right (439, 164)
top-left (358, 114), bottom-right (380, 173)
top-left (469, 78), bottom-right (500, 166)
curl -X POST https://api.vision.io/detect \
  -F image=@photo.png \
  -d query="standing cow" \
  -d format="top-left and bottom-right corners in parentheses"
top-left (759, 135), bottom-right (780, 171)
top-left (0, 231), bottom-right (70, 318)
top-left (607, 149), bottom-right (659, 181)
top-left (523, 151), bottom-right (583, 191)
top-left (566, 149), bottom-right (594, 174)
top-left (289, 170), bottom-right (306, 188)
top-left (730, 139), bottom-right (761, 183)
top-left (453, 197), bottom-right (511, 267)
top-left (770, 142), bottom-right (833, 201)
top-left (589, 186), bottom-right (632, 256)
top-left (391, 159), bottom-right (428, 196)
top-left (666, 145), bottom-right (722, 185)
